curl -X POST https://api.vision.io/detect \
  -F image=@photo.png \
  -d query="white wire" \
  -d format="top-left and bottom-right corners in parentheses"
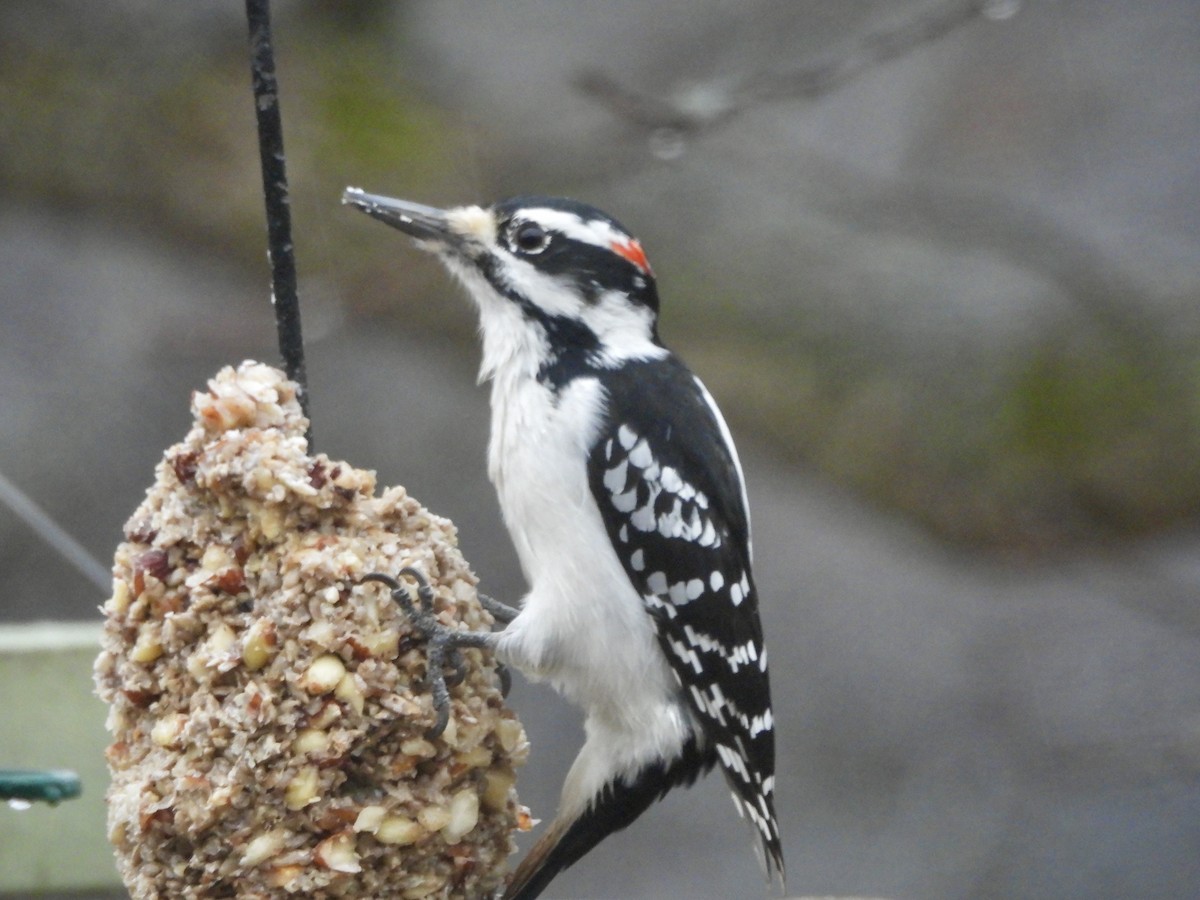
top-left (0, 467), bottom-right (111, 595)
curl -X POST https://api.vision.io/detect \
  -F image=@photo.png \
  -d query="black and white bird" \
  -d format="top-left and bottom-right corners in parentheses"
top-left (344, 188), bottom-right (784, 899)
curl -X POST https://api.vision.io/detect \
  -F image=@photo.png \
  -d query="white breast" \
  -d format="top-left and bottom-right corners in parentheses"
top-left (487, 372), bottom-right (678, 725)
top-left (452, 257), bottom-right (698, 818)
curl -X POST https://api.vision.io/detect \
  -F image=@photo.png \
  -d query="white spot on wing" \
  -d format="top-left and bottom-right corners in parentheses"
top-left (611, 486), bottom-right (638, 513)
top-left (716, 742), bottom-right (749, 780)
top-left (628, 438), bottom-right (653, 469)
top-left (660, 466), bottom-right (683, 493)
top-left (604, 458), bottom-right (629, 494)
top-left (658, 505), bottom-right (682, 538)
top-left (644, 592), bottom-right (677, 619)
top-left (685, 506), bottom-right (703, 540)
top-left (749, 709), bottom-right (774, 738)
top-left (669, 638), bottom-right (704, 675)
top-left (631, 503), bottom-right (657, 532)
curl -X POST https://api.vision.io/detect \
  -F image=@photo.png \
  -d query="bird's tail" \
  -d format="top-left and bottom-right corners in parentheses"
top-left (500, 815), bottom-right (576, 900)
top-left (722, 747), bottom-right (786, 893)
top-left (502, 739), bottom-right (712, 899)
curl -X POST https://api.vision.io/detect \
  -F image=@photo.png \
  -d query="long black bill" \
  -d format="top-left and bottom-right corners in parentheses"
top-left (341, 188), bottom-right (455, 244)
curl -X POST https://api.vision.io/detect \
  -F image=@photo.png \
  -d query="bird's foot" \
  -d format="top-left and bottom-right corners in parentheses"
top-left (362, 567), bottom-right (507, 738)
top-left (478, 592), bottom-right (520, 624)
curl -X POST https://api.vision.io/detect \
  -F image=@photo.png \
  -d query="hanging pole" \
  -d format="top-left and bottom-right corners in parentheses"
top-left (244, 0), bottom-right (311, 441)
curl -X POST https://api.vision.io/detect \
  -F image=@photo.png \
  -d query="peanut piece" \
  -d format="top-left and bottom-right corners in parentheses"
top-left (301, 654), bottom-right (346, 694)
top-left (241, 830), bottom-right (285, 866)
top-left (284, 765), bottom-right (320, 810)
top-left (376, 815), bottom-right (424, 846)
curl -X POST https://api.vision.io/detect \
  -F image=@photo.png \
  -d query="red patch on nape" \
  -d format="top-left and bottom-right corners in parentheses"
top-left (610, 238), bottom-right (653, 276)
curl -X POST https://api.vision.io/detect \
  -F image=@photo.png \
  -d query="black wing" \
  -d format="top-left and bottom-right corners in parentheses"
top-left (586, 354), bottom-right (784, 880)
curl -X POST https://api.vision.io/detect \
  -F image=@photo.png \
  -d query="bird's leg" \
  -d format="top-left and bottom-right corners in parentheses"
top-left (361, 568), bottom-right (507, 737)
top-left (472, 594), bottom-right (520, 696)
top-left (478, 592), bottom-right (520, 624)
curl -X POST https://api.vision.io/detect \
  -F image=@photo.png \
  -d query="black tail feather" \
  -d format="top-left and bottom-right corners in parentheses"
top-left (502, 738), bottom-right (714, 899)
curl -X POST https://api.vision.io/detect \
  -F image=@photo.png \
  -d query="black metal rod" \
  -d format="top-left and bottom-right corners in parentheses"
top-left (245, 0), bottom-right (311, 439)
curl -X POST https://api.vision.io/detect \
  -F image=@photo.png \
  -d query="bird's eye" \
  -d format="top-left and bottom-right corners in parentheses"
top-left (511, 221), bottom-right (550, 254)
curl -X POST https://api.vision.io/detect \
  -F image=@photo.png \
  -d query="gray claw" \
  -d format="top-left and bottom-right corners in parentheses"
top-left (362, 568), bottom-right (500, 740)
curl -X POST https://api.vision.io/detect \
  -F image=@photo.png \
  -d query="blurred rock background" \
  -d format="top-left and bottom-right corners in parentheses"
top-left (1, 1), bottom-right (1198, 897)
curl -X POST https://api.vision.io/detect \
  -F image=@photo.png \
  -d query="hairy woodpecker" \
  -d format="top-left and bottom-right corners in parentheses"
top-left (344, 187), bottom-right (784, 898)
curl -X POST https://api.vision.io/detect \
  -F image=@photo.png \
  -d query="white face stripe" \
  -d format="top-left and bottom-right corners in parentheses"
top-left (581, 292), bottom-right (666, 365)
top-left (446, 254), bottom-right (666, 378)
top-left (459, 237), bottom-right (665, 367)
top-left (512, 208), bottom-right (632, 252)
top-left (500, 255), bottom-right (578, 317)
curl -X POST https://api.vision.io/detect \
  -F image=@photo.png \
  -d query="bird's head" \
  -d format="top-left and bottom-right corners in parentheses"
top-left (344, 189), bottom-right (664, 382)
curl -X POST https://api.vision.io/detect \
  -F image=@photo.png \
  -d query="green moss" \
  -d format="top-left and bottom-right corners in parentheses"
top-left (6, 13), bottom-right (1197, 552)
top-left (685, 294), bottom-right (1200, 549)
top-left (1003, 341), bottom-right (1161, 463)
top-left (995, 333), bottom-right (1200, 535)
top-left (307, 49), bottom-right (452, 185)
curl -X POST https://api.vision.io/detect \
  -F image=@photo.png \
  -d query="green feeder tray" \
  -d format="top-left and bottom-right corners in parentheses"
top-left (0, 769), bottom-right (82, 806)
